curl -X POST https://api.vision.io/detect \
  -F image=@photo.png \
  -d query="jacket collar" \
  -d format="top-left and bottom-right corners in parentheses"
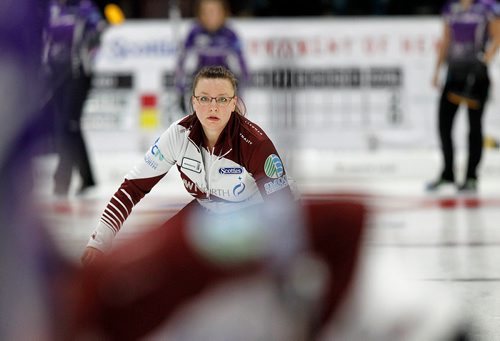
top-left (186, 112), bottom-right (238, 156)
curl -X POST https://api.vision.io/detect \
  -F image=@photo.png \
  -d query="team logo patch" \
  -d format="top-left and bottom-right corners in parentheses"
top-left (264, 154), bottom-right (284, 178)
top-left (219, 167), bottom-right (243, 175)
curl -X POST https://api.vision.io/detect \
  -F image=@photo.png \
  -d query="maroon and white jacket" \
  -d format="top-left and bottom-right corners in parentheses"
top-left (87, 112), bottom-right (293, 251)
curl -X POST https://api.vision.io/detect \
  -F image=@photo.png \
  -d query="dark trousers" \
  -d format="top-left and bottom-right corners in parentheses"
top-left (52, 72), bottom-right (95, 195)
top-left (438, 60), bottom-right (489, 182)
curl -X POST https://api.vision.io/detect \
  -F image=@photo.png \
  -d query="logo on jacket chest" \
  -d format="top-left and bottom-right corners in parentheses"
top-left (209, 182), bottom-right (246, 198)
top-left (219, 167), bottom-right (243, 175)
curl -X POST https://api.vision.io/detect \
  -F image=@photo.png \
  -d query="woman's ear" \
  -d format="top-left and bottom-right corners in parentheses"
top-left (232, 96), bottom-right (237, 111)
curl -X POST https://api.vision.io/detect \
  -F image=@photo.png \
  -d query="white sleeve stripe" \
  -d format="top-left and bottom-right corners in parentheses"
top-left (101, 216), bottom-right (119, 233)
top-left (102, 211), bottom-right (121, 230)
top-left (120, 188), bottom-right (134, 205)
top-left (113, 195), bottom-right (131, 215)
top-left (109, 202), bottom-right (126, 220)
top-left (101, 214), bottom-right (119, 231)
top-left (99, 219), bottom-right (118, 234)
top-left (103, 208), bottom-right (123, 226)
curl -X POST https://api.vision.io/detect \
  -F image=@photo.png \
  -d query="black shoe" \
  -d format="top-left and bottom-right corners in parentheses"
top-left (426, 178), bottom-right (455, 192)
top-left (458, 179), bottom-right (477, 193)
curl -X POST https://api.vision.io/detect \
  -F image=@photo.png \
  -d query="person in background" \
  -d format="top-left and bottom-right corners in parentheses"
top-left (44, 0), bottom-right (107, 196)
top-left (175, 0), bottom-right (249, 113)
top-left (428, 0), bottom-right (500, 193)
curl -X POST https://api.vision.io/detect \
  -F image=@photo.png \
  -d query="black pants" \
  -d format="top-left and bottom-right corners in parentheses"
top-left (52, 71), bottom-right (95, 195)
top-left (438, 60), bottom-right (489, 182)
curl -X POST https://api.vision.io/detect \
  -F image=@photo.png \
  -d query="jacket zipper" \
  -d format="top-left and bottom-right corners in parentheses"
top-left (207, 147), bottom-right (232, 200)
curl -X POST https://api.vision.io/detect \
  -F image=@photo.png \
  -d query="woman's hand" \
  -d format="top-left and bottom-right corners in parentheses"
top-left (81, 246), bottom-right (104, 266)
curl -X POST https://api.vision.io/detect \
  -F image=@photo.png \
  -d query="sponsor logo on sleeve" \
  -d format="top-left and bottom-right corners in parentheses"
top-left (264, 175), bottom-right (289, 195)
top-left (144, 137), bottom-right (165, 170)
top-left (151, 144), bottom-right (166, 161)
top-left (144, 155), bottom-right (158, 170)
top-left (264, 154), bottom-right (284, 179)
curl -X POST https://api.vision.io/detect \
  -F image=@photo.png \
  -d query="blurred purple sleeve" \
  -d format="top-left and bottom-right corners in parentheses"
top-left (0, 1), bottom-right (73, 340)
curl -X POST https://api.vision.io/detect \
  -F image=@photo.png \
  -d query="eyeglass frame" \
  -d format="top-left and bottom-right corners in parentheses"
top-left (192, 95), bottom-right (236, 106)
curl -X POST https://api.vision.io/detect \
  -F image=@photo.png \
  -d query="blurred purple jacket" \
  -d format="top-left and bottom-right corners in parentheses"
top-left (175, 23), bottom-right (249, 94)
top-left (442, 0), bottom-right (500, 62)
top-left (44, 0), bottom-right (104, 74)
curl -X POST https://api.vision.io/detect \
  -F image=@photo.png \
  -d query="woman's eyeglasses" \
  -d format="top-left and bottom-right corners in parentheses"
top-left (193, 95), bottom-right (235, 106)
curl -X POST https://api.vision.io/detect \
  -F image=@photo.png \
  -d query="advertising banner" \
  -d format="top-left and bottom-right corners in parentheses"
top-left (84, 18), bottom-right (500, 156)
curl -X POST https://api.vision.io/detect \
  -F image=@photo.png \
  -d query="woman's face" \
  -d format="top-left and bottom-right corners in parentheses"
top-left (198, 1), bottom-right (226, 32)
top-left (192, 78), bottom-right (236, 139)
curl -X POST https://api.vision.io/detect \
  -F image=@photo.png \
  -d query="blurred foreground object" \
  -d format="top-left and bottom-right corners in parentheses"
top-left (68, 198), bottom-right (366, 340)
top-left (0, 1), bottom-right (74, 340)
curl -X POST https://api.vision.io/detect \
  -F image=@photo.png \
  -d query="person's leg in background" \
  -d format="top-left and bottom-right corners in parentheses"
top-left (427, 83), bottom-right (460, 190)
top-left (439, 86), bottom-right (460, 182)
top-left (463, 106), bottom-right (484, 190)
top-left (53, 76), bottom-right (74, 196)
top-left (462, 72), bottom-right (489, 192)
top-left (69, 72), bottom-right (96, 194)
top-left (53, 71), bottom-right (95, 196)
